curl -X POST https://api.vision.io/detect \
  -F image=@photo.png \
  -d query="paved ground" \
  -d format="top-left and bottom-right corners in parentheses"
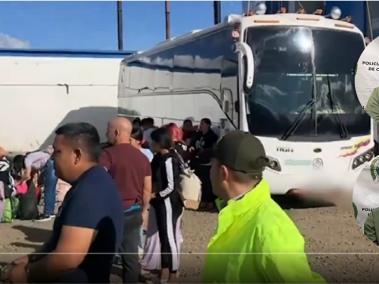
top-left (1, 193), bottom-right (379, 283)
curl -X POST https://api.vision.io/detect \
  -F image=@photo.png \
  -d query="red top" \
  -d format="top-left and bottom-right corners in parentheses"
top-left (100, 144), bottom-right (151, 211)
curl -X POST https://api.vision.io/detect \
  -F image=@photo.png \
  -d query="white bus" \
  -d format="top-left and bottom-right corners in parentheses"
top-left (118, 5), bottom-right (374, 195)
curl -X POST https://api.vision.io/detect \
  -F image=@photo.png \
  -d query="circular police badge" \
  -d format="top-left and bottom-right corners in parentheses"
top-left (370, 156), bottom-right (379, 183)
top-left (312, 158), bottom-right (323, 170)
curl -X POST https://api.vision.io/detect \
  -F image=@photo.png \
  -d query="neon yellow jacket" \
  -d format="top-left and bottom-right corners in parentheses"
top-left (202, 179), bottom-right (326, 283)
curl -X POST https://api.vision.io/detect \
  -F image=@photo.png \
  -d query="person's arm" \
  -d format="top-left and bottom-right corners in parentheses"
top-left (189, 132), bottom-right (199, 149)
top-left (364, 211), bottom-right (377, 245)
top-left (0, 146), bottom-right (7, 159)
top-left (99, 149), bottom-right (112, 171)
top-left (365, 88), bottom-right (379, 122)
top-left (142, 159), bottom-right (152, 211)
top-left (27, 187), bottom-right (103, 282)
top-left (18, 164), bottom-right (32, 185)
top-left (158, 157), bottom-right (178, 198)
top-left (26, 237), bottom-right (54, 263)
top-left (257, 227), bottom-right (326, 283)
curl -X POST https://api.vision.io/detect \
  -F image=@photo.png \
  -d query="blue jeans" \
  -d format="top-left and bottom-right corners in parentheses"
top-left (42, 159), bottom-right (58, 215)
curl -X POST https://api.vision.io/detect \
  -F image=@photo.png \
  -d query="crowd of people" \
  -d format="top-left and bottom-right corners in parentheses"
top-left (0, 117), bottom-right (327, 283)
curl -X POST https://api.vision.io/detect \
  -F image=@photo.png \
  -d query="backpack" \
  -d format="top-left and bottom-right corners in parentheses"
top-left (0, 158), bottom-right (15, 198)
top-left (174, 150), bottom-right (202, 210)
top-left (17, 180), bottom-right (38, 220)
top-left (1, 197), bottom-right (19, 223)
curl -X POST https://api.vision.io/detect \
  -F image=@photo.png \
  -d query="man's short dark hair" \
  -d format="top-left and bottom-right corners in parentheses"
top-left (201, 118), bottom-right (211, 126)
top-left (141, 117), bottom-right (154, 126)
top-left (132, 117), bottom-right (141, 125)
top-left (55, 122), bottom-right (101, 162)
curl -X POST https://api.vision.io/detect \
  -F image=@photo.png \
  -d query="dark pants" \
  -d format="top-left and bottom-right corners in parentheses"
top-left (120, 209), bottom-right (142, 283)
top-left (151, 194), bottom-right (183, 273)
top-left (42, 159), bottom-right (58, 215)
top-left (195, 165), bottom-right (216, 203)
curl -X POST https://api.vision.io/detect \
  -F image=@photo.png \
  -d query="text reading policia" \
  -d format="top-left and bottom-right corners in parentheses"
top-left (362, 61), bottom-right (379, 71)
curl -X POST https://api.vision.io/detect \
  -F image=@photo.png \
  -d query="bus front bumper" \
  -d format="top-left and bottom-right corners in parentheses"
top-left (265, 168), bottom-right (361, 196)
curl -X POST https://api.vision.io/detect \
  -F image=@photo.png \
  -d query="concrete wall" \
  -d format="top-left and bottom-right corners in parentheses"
top-left (0, 50), bottom-right (131, 152)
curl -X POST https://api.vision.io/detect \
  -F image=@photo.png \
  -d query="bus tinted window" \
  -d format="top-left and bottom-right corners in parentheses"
top-left (245, 27), bottom-right (369, 141)
top-left (123, 28), bottom-right (238, 110)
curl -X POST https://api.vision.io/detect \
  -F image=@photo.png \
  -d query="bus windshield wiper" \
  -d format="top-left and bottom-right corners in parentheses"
top-left (281, 99), bottom-right (315, 141)
top-left (326, 75), bottom-right (348, 139)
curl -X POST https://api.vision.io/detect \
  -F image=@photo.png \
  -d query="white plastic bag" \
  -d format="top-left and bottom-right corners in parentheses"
top-left (353, 164), bottom-right (379, 231)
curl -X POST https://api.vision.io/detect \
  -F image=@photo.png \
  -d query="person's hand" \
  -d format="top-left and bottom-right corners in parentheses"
top-left (142, 210), bottom-right (149, 227)
top-left (0, 262), bottom-right (28, 283)
top-left (12, 256), bottom-right (29, 266)
top-left (188, 147), bottom-right (195, 153)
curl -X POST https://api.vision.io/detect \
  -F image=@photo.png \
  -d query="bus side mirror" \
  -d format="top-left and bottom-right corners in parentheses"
top-left (233, 42), bottom-right (254, 89)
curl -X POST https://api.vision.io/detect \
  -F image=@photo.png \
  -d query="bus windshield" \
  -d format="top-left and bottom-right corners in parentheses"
top-left (245, 26), bottom-right (370, 141)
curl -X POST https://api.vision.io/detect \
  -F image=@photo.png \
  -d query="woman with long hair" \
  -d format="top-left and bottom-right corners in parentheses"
top-left (141, 127), bottom-right (183, 283)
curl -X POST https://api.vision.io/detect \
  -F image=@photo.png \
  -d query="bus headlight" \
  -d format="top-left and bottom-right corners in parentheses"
top-left (352, 149), bottom-right (375, 170)
top-left (267, 156), bottom-right (281, 172)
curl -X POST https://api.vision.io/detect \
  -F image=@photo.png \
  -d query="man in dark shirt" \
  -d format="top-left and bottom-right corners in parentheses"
top-left (1, 122), bottom-right (124, 283)
top-left (190, 118), bottom-right (219, 210)
top-left (100, 117), bottom-right (152, 284)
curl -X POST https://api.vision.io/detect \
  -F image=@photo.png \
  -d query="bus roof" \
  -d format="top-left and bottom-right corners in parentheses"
top-left (0, 48), bottom-right (136, 58)
top-left (122, 13), bottom-right (362, 64)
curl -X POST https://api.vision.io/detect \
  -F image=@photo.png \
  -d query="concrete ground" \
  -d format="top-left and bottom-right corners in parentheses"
top-left (1, 193), bottom-right (379, 283)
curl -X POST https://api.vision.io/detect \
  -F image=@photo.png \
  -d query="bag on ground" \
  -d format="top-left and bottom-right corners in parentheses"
top-left (1, 197), bottom-right (19, 223)
top-left (18, 180), bottom-right (38, 220)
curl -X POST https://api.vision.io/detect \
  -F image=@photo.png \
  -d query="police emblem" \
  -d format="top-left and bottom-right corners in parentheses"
top-left (370, 156), bottom-right (379, 183)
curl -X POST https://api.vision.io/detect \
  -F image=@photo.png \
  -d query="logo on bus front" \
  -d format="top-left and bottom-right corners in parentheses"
top-left (312, 158), bottom-right (323, 170)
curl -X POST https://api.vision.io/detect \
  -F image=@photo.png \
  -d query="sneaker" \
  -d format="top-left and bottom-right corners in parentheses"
top-left (35, 214), bottom-right (53, 222)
